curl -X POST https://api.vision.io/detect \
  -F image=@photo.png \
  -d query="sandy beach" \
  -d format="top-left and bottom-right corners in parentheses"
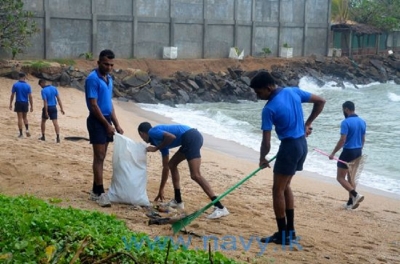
top-left (1, 75), bottom-right (399, 264)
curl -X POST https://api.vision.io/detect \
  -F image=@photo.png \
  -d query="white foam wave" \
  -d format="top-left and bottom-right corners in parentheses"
top-left (388, 92), bottom-right (400, 102)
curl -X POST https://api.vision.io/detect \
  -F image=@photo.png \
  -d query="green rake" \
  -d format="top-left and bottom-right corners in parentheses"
top-left (171, 155), bottom-right (277, 234)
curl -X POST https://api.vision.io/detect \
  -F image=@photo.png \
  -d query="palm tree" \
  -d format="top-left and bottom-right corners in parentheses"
top-left (332, 0), bottom-right (350, 23)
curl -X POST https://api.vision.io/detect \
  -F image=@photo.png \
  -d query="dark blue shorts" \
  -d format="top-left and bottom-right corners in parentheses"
top-left (87, 114), bottom-right (113, 145)
top-left (14, 101), bottom-right (28, 113)
top-left (42, 106), bottom-right (58, 120)
top-left (274, 136), bottom-right (308, 176)
top-left (338, 148), bottom-right (362, 169)
top-left (178, 129), bottom-right (203, 161)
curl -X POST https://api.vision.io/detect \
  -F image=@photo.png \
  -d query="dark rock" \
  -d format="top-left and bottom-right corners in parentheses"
top-left (59, 72), bottom-right (71, 86)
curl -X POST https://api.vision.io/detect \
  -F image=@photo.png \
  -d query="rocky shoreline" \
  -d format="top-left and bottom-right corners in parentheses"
top-left (1, 54), bottom-right (399, 106)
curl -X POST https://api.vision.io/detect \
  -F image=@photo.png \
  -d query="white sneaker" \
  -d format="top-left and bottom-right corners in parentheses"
top-left (26, 130), bottom-right (31, 137)
top-left (166, 199), bottom-right (184, 210)
top-left (89, 191), bottom-right (100, 201)
top-left (351, 194), bottom-right (364, 209)
top-left (97, 193), bottom-right (111, 207)
top-left (343, 203), bottom-right (359, 210)
top-left (207, 206), bottom-right (230, 219)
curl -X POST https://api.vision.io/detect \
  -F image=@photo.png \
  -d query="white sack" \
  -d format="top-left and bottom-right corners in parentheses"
top-left (108, 133), bottom-right (150, 206)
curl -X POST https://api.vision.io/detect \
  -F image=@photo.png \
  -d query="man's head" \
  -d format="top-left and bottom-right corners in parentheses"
top-left (249, 71), bottom-right (277, 100)
top-left (18, 72), bottom-right (26, 80)
top-left (342, 101), bottom-right (355, 118)
top-left (138, 122), bottom-right (152, 143)
top-left (38, 79), bottom-right (46, 88)
top-left (97, 49), bottom-right (115, 75)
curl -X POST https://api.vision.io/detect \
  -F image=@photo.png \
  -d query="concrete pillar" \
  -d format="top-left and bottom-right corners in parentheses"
top-left (277, 0), bottom-right (282, 55)
top-left (44, 0), bottom-right (50, 59)
top-left (202, 0), bottom-right (207, 58)
top-left (233, 0), bottom-right (238, 47)
top-left (250, 0), bottom-right (255, 56)
top-left (302, 0), bottom-right (308, 56)
top-left (91, 0), bottom-right (97, 56)
top-left (326, 0), bottom-right (332, 56)
top-left (349, 31), bottom-right (353, 58)
top-left (132, 0), bottom-right (137, 58)
top-left (169, 0), bottom-right (175, 47)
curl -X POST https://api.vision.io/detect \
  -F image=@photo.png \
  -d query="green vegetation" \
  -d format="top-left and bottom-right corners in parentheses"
top-left (0, 195), bottom-right (239, 263)
top-left (49, 59), bottom-right (76, 66)
top-left (282, 43), bottom-right (291, 48)
top-left (0, 0), bottom-right (40, 59)
top-left (79, 52), bottom-right (94, 60)
top-left (332, 0), bottom-right (400, 31)
top-left (261, 47), bottom-right (272, 57)
top-left (23, 60), bottom-right (52, 71)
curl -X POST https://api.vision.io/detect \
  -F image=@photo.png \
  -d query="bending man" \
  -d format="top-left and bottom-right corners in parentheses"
top-left (138, 122), bottom-right (229, 219)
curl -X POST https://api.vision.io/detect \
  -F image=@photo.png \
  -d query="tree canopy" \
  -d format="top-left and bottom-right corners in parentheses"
top-left (0, 0), bottom-right (39, 59)
top-left (332, 0), bottom-right (400, 32)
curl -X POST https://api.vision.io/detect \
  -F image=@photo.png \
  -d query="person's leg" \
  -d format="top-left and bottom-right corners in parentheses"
top-left (22, 112), bottom-right (30, 137)
top-left (284, 177), bottom-right (295, 237)
top-left (16, 112), bottom-right (23, 137)
top-left (40, 118), bottom-right (46, 140)
top-left (168, 151), bottom-right (186, 203)
top-left (92, 142), bottom-right (108, 194)
top-left (273, 174), bottom-right (293, 234)
top-left (51, 119), bottom-right (60, 143)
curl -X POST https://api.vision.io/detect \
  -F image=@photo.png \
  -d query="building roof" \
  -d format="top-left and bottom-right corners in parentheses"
top-left (331, 23), bottom-right (382, 35)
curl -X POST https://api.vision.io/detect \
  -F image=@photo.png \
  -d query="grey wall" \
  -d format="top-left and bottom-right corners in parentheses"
top-left (1, 0), bottom-right (331, 59)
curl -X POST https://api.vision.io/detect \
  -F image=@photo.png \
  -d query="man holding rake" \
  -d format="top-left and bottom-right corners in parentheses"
top-left (250, 71), bottom-right (325, 245)
top-left (329, 101), bottom-right (366, 210)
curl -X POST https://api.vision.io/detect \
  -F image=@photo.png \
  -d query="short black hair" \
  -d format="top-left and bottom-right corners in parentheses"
top-left (138, 122), bottom-right (152, 133)
top-left (342, 101), bottom-right (355, 111)
top-left (38, 79), bottom-right (46, 85)
top-left (99, 49), bottom-right (115, 60)
top-left (250, 71), bottom-right (276, 89)
top-left (18, 72), bottom-right (26, 78)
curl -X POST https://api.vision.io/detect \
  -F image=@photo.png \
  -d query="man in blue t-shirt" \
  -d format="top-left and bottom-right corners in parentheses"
top-left (329, 101), bottom-right (366, 210)
top-left (250, 71), bottom-right (325, 245)
top-left (9, 72), bottom-right (33, 138)
top-left (85, 49), bottom-right (124, 207)
top-left (38, 79), bottom-right (65, 143)
top-left (138, 122), bottom-right (230, 219)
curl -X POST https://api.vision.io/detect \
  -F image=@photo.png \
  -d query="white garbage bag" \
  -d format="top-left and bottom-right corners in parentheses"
top-left (108, 133), bottom-right (151, 206)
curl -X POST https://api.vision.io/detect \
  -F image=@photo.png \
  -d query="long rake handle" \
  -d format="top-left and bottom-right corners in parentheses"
top-left (197, 156), bottom-right (276, 211)
top-left (313, 148), bottom-right (348, 165)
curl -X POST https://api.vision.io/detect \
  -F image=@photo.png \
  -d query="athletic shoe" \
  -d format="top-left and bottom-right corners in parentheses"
top-left (89, 191), bottom-right (100, 201)
top-left (26, 130), bottom-right (31, 137)
top-left (261, 232), bottom-right (291, 245)
top-left (18, 134), bottom-right (23, 138)
top-left (206, 206), bottom-right (230, 219)
top-left (343, 202), bottom-right (359, 210)
top-left (166, 199), bottom-right (184, 210)
top-left (38, 136), bottom-right (45, 141)
top-left (97, 193), bottom-right (111, 207)
top-left (351, 194), bottom-right (364, 209)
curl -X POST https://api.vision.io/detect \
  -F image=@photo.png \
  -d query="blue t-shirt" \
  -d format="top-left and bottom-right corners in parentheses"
top-left (341, 114), bottom-right (366, 149)
top-left (41, 85), bottom-right (59, 107)
top-left (148, 124), bottom-right (191, 157)
top-left (12, 81), bottom-right (32, 102)
top-left (85, 70), bottom-right (113, 116)
top-left (261, 87), bottom-right (312, 140)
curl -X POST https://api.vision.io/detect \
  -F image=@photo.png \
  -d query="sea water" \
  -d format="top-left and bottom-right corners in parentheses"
top-left (137, 77), bottom-right (400, 196)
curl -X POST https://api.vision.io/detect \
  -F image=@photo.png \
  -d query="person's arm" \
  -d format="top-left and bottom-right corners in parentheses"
top-left (304, 94), bottom-right (326, 136)
top-left (88, 98), bottom-right (115, 136)
top-left (147, 132), bottom-right (176, 152)
top-left (56, 95), bottom-right (65, 115)
top-left (110, 107), bottom-right (123, 134)
top-left (330, 134), bottom-right (346, 159)
top-left (28, 93), bottom-right (33, 112)
top-left (155, 155), bottom-right (170, 201)
top-left (43, 99), bottom-right (48, 118)
top-left (259, 130), bottom-right (272, 168)
top-left (9, 93), bottom-right (15, 110)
